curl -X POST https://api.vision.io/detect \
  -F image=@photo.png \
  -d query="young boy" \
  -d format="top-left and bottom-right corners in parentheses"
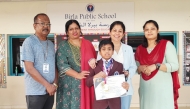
top-left (86, 39), bottom-right (129, 109)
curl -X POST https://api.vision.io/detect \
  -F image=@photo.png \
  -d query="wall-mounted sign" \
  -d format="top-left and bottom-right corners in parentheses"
top-left (47, 2), bottom-right (134, 33)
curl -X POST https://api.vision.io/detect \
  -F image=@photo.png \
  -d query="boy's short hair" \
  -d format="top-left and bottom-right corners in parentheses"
top-left (99, 39), bottom-right (114, 51)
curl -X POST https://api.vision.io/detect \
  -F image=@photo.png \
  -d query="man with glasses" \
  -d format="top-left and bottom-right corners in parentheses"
top-left (22, 13), bottom-right (58, 109)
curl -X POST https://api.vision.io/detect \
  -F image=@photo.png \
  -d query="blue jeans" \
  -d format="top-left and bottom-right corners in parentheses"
top-left (121, 95), bottom-right (132, 109)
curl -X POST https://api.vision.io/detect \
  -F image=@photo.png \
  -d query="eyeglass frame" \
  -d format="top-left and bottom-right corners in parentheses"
top-left (34, 22), bottom-right (51, 27)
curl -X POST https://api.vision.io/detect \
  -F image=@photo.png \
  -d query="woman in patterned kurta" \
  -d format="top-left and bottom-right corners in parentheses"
top-left (56, 20), bottom-right (96, 109)
top-left (135, 20), bottom-right (180, 109)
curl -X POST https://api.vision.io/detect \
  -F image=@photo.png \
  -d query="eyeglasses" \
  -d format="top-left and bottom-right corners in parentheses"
top-left (35, 22), bottom-right (51, 27)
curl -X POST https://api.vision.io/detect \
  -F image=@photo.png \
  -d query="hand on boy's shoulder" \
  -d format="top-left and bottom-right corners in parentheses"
top-left (89, 58), bottom-right (97, 69)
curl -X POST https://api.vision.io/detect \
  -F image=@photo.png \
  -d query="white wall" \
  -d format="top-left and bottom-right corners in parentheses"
top-left (0, 0), bottom-right (190, 108)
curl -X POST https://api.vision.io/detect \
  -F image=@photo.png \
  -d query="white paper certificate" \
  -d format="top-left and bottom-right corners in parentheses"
top-left (93, 74), bottom-right (126, 100)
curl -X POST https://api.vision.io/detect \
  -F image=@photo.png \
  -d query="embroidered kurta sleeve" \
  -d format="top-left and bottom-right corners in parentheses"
top-left (164, 41), bottom-right (179, 73)
top-left (56, 42), bottom-right (71, 77)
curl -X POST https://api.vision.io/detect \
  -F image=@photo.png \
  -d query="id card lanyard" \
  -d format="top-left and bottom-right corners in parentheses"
top-left (41, 40), bottom-right (48, 62)
top-left (34, 35), bottom-right (49, 73)
top-left (42, 41), bottom-right (49, 73)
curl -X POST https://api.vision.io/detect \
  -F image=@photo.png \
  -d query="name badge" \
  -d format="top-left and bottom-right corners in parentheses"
top-left (43, 63), bottom-right (49, 73)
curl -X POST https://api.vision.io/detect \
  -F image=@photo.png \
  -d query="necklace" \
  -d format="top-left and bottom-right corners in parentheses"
top-left (147, 48), bottom-right (154, 53)
top-left (147, 43), bottom-right (156, 53)
top-left (68, 39), bottom-right (81, 47)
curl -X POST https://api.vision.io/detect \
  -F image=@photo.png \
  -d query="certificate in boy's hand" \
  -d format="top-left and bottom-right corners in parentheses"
top-left (93, 74), bottom-right (126, 100)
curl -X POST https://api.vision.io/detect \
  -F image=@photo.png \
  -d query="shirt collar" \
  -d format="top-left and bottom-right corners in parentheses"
top-left (102, 58), bottom-right (113, 64)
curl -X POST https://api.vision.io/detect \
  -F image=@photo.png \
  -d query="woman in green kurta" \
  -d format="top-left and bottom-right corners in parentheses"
top-left (56, 20), bottom-right (96, 109)
top-left (56, 40), bottom-right (81, 109)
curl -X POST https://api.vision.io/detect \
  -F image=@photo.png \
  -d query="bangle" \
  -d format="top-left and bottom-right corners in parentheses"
top-left (53, 83), bottom-right (58, 88)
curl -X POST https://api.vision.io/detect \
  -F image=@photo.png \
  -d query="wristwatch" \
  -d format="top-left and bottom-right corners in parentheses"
top-left (155, 63), bottom-right (161, 70)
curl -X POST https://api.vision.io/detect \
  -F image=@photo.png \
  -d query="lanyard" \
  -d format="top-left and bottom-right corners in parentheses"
top-left (103, 59), bottom-right (113, 84)
top-left (33, 35), bottom-right (48, 62)
top-left (41, 40), bottom-right (48, 62)
top-left (103, 63), bottom-right (110, 75)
